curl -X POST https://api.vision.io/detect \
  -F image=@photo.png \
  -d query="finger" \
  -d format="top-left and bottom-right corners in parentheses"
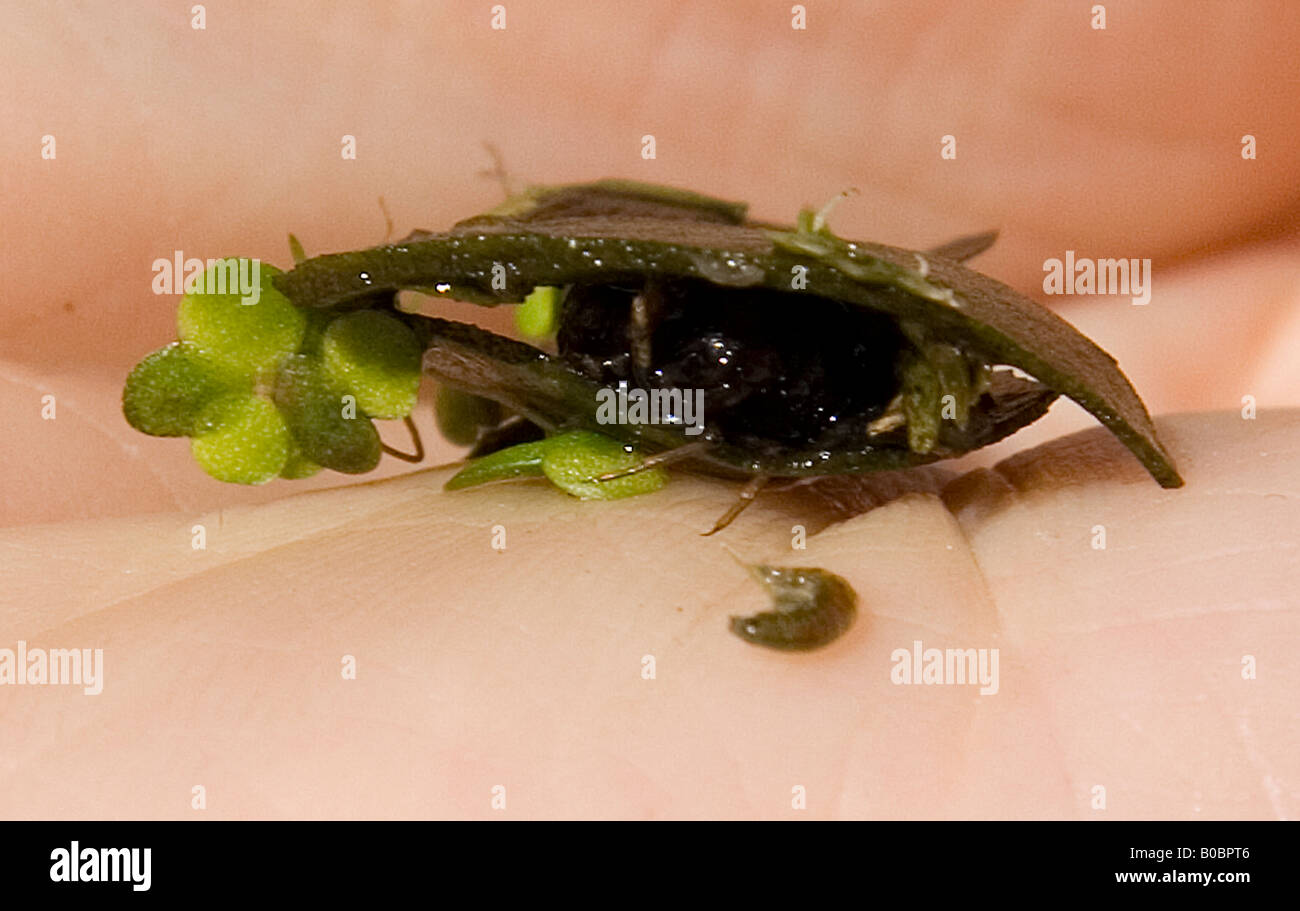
top-left (944, 409), bottom-right (1300, 819)
top-left (3, 409), bottom-right (1294, 817)
top-left (6, 1), bottom-right (1299, 357)
top-left (7, 1), bottom-right (1298, 523)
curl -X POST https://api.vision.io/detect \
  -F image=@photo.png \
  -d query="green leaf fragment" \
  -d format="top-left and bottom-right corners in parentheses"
top-left (319, 310), bottom-right (422, 419)
top-left (274, 354), bottom-right (382, 474)
top-left (122, 341), bottom-right (241, 436)
top-left (434, 385), bottom-right (503, 447)
top-left (279, 441), bottom-right (322, 479)
top-left (177, 260), bottom-right (306, 375)
top-left (539, 432), bottom-right (667, 500)
top-left (900, 352), bottom-right (941, 454)
top-left (445, 431), bottom-right (667, 500)
top-left (444, 438), bottom-right (551, 490)
top-left (296, 305), bottom-right (339, 358)
top-left (514, 285), bottom-right (561, 338)
top-left (288, 233), bottom-right (307, 265)
top-left (927, 342), bottom-right (975, 431)
top-left (190, 394), bottom-right (291, 484)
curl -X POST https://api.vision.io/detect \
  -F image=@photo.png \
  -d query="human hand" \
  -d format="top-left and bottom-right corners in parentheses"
top-left (3, 0), bottom-right (1297, 819)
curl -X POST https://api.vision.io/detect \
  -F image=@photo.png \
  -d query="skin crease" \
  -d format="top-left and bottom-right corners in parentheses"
top-left (1, 1), bottom-right (1298, 818)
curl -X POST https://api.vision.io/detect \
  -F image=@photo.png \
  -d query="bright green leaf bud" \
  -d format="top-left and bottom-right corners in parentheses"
top-left (122, 341), bottom-right (241, 436)
top-left (320, 310), bottom-right (422, 418)
top-left (190, 394), bottom-right (291, 484)
top-left (540, 431), bottom-right (667, 499)
top-left (514, 285), bottom-right (561, 338)
top-left (177, 259), bottom-right (306, 375)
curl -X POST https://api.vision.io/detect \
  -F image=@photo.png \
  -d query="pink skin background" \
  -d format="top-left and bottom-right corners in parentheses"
top-left (1, 1), bottom-right (1298, 818)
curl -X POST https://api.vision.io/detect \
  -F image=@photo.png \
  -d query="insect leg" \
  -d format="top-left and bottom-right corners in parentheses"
top-left (380, 415), bottom-right (425, 463)
top-left (701, 473), bottom-right (770, 536)
top-left (591, 440), bottom-right (711, 482)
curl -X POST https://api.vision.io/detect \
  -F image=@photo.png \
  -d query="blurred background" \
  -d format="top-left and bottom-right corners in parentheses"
top-left (3, 0), bottom-right (1298, 525)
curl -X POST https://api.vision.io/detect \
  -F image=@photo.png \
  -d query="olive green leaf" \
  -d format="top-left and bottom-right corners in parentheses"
top-left (122, 341), bottom-right (241, 437)
top-left (446, 430), bottom-right (667, 500)
top-left (434, 386), bottom-right (504, 447)
top-left (320, 310), bottom-right (422, 419)
top-left (273, 354), bottom-right (382, 474)
top-left (276, 180), bottom-right (1181, 487)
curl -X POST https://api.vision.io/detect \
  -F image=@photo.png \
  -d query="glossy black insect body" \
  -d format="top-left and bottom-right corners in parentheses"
top-left (557, 278), bottom-right (908, 456)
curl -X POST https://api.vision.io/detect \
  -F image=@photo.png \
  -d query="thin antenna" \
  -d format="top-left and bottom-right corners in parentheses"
top-left (591, 441), bottom-right (711, 482)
